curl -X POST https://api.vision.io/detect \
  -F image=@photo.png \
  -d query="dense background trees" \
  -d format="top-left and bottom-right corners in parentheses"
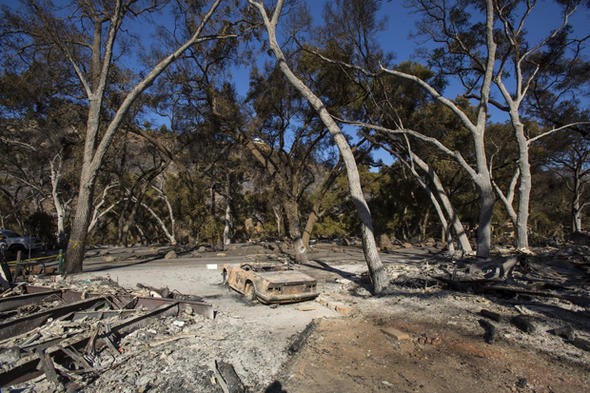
top-left (0, 0), bottom-right (589, 286)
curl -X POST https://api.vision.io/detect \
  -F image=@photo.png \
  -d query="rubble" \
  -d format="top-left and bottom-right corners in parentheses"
top-left (1, 242), bottom-right (589, 392)
top-left (477, 319), bottom-right (497, 343)
top-left (0, 278), bottom-right (213, 392)
top-left (511, 315), bottom-right (536, 333)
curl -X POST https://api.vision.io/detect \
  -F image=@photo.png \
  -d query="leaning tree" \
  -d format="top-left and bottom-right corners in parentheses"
top-left (249, 0), bottom-right (388, 293)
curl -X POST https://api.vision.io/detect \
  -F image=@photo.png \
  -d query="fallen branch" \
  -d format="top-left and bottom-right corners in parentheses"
top-left (435, 277), bottom-right (590, 307)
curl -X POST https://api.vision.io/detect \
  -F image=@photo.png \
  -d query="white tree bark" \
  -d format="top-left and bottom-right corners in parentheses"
top-left (148, 181), bottom-right (177, 246)
top-left (88, 183), bottom-right (119, 233)
top-left (490, 1), bottom-right (583, 252)
top-left (372, 0), bottom-right (497, 257)
top-left (223, 202), bottom-right (232, 246)
top-left (283, 198), bottom-right (307, 262)
top-left (571, 163), bottom-right (588, 232)
top-left (272, 205), bottom-right (283, 238)
top-left (50, 152), bottom-right (71, 248)
top-left (408, 152), bottom-right (473, 254)
top-left (140, 201), bottom-right (177, 246)
top-left (249, 0), bottom-right (388, 293)
top-left (408, 160), bottom-right (452, 250)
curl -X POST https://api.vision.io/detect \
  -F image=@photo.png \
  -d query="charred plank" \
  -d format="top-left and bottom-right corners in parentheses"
top-left (288, 320), bottom-right (317, 354)
top-left (478, 319), bottom-right (497, 344)
top-left (571, 337), bottom-right (590, 352)
top-left (548, 325), bottom-right (575, 341)
top-left (479, 309), bottom-right (502, 322)
top-left (0, 289), bottom-right (62, 312)
top-left (215, 360), bottom-right (246, 393)
top-left (0, 297), bottom-right (106, 341)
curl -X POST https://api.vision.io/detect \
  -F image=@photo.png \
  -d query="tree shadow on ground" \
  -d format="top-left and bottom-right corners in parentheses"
top-left (302, 259), bottom-right (374, 293)
top-left (81, 247), bottom-right (196, 273)
top-left (264, 381), bottom-right (288, 393)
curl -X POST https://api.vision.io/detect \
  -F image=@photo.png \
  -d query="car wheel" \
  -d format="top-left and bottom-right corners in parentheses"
top-left (7, 245), bottom-right (24, 259)
top-left (9, 245), bottom-right (25, 252)
top-left (244, 282), bottom-right (257, 302)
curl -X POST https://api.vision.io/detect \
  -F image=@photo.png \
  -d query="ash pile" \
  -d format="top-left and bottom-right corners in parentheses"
top-left (0, 277), bottom-right (248, 392)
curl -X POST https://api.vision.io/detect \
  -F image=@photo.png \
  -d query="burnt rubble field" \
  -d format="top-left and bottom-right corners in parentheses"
top-left (1, 241), bottom-right (589, 393)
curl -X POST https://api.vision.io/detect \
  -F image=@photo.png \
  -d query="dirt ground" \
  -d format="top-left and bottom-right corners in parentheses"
top-left (276, 318), bottom-right (589, 393)
top-left (8, 242), bottom-right (590, 392)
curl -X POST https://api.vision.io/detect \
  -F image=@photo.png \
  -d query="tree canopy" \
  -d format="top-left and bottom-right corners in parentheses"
top-left (0, 0), bottom-right (589, 291)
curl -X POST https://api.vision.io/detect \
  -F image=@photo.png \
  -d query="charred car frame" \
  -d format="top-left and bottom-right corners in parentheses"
top-left (222, 262), bottom-right (319, 304)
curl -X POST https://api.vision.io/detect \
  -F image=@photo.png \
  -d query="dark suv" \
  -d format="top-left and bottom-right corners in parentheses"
top-left (0, 229), bottom-right (43, 254)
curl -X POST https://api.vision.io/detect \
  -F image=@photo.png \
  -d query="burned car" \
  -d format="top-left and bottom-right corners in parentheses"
top-left (222, 262), bottom-right (319, 304)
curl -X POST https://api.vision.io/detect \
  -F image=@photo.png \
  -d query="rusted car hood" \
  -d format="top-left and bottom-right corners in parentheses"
top-left (255, 271), bottom-right (316, 284)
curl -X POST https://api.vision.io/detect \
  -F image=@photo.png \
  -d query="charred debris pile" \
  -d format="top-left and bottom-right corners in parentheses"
top-left (0, 278), bottom-right (218, 392)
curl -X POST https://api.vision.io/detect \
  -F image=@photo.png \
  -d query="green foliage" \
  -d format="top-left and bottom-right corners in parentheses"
top-left (313, 216), bottom-right (348, 239)
top-left (200, 215), bottom-right (224, 247)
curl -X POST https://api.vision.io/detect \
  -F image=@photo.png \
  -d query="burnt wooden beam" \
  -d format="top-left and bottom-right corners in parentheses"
top-left (479, 309), bottom-right (502, 322)
top-left (288, 319), bottom-right (317, 354)
top-left (435, 277), bottom-right (590, 307)
top-left (122, 295), bottom-right (215, 319)
top-left (0, 297), bottom-right (107, 341)
top-left (478, 319), bottom-right (497, 344)
top-left (0, 289), bottom-right (62, 312)
top-left (510, 315), bottom-right (536, 333)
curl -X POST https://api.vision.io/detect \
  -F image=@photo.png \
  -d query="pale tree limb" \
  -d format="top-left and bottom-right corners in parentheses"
top-left (492, 181), bottom-right (518, 225)
top-left (50, 152), bottom-right (72, 245)
top-left (492, 166), bottom-right (521, 211)
top-left (527, 122), bottom-right (590, 145)
top-left (372, 132), bottom-right (472, 254)
top-left (249, 0), bottom-right (388, 292)
top-left (379, 66), bottom-right (478, 135)
top-left (337, 117), bottom-right (478, 180)
top-left (150, 181), bottom-right (177, 245)
top-left (88, 183), bottom-right (119, 233)
top-left (395, 139), bottom-right (454, 253)
top-left (137, 199), bottom-right (176, 246)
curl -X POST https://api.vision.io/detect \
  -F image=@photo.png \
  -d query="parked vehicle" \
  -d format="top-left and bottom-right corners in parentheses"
top-left (222, 262), bottom-right (319, 304)
top-left (0, 229), bottom-right (43, 254)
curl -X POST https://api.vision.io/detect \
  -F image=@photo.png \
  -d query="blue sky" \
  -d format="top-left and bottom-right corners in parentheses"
top-left (3, 0), bottom-right (586, 117)
top-left (2, 0), bottom-right (588, 167)
top-left (229, 1), bottom-right (589, 117)
top-left (231, 0), bottom-right (590, 166)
